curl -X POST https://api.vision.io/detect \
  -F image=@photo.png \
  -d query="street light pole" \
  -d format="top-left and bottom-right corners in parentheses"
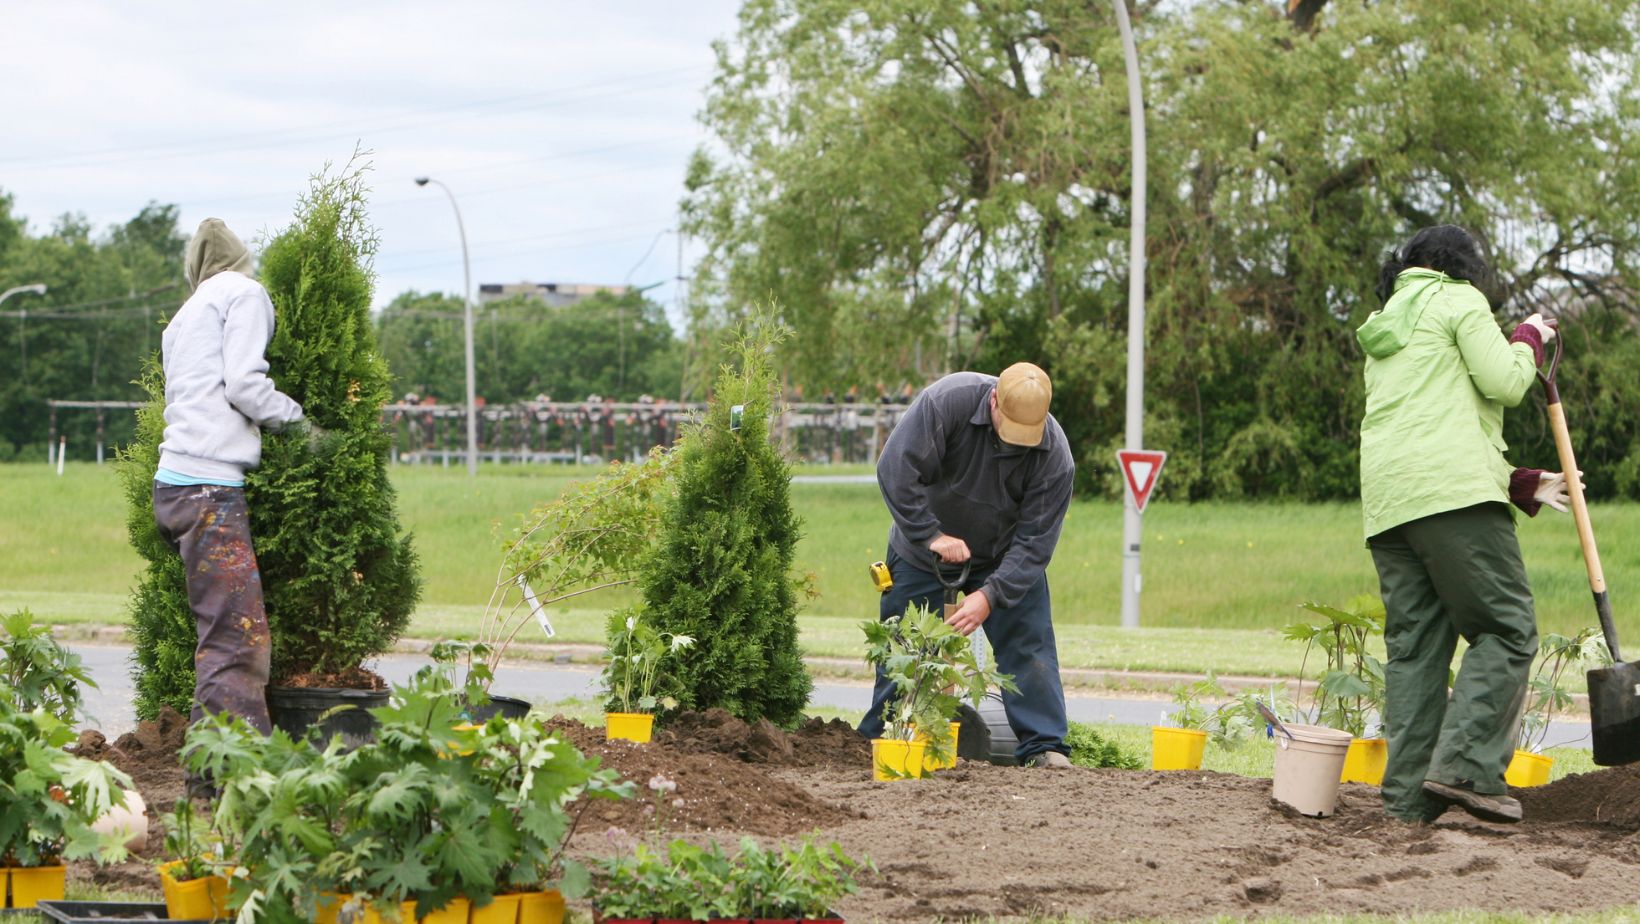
top-left (414, 178), bottom-right (478, 477)
top-left (1, 284), bottom-right (49, 385)
top-left (1112, 0), bottom-right (1149, 628)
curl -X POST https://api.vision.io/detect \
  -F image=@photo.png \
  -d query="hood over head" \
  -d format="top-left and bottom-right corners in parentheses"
top-left (1356, 268), bottom-right (1455, 359)
top-left (184, 218), bottom-right (253, 290)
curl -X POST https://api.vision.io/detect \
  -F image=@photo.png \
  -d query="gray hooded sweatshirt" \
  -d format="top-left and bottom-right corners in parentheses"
top-left (157, 219), bottom-right (303, 482)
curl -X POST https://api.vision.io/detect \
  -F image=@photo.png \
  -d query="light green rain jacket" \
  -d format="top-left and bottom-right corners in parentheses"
top-left (1356, 269), bottom-right (1539, 539)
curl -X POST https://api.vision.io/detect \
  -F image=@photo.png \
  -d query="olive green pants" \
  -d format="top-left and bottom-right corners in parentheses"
top-left (1369, 502), bottom-right (1537, 821)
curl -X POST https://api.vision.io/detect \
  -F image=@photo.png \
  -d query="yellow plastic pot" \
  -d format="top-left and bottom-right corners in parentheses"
top-left (471, 892), bottom-right (523, 924)
top-left (871, 738), bottom-right (928, 780)
top-left (916, 721), bottom-right (962, 772)
top-left (1506, 749), bottom-right (1554, 788)
top-left (1150, 726), bottom-right (1208, 771)
top-left (8, 864), bottom-right (66, 908)
top-left (410, 897), bottom-right (470, 924)
top-left (516, 889), bottom-right (566, 924)
top-left (1340, 737), bottom-right (1388, 785)
top-left (605, 712), bottom-right (654, 743)
top-left (159, 860), bottom-right (229, 920)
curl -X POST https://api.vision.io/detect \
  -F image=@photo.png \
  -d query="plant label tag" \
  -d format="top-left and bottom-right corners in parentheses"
top-left (730, 404), bottom-right (744, 431)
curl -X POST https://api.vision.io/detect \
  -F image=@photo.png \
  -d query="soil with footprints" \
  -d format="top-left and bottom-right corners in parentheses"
top-left (74, 706), bottom-right (1640, 919)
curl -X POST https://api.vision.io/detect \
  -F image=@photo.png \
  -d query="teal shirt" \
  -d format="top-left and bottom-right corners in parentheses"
top-left (1356, 269), bottom-right (1539, 539)
top-left (155, 467), bottom-right (244, 488)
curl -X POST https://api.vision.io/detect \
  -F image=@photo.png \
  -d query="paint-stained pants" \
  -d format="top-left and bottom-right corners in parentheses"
top-left (856, 548), bottom-right (1069, 761)
top-left (153, 483), bottom-right (273, 734)
top-left (1369, 502), bottom-right (1538, 821)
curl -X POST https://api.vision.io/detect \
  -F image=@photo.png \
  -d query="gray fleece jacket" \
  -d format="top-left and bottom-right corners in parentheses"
top-left (157, 219), bottom-right (303, 482)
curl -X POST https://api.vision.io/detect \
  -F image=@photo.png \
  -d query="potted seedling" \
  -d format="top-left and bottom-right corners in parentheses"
top-left (1151, 674), bottom-right (1226, 771)
top-left (1285, 597), bottom-right (1388, 784)
top-left (157, 800), bottom-right (229, 921)
top-left (483, 449), bottom-right (674, 708)
top-left (861, 603), bottom-right (1016, 780)
top-left (601, 608), bottom-right (694, 743)
top-left (0, 683), bottom-right (134, 909)
top-left (1510, 627), bottom-right (1612, 787)
top-left (595, 840), bottom-right (740, 923)
top-left (734, 836), bottom-right (868, 924)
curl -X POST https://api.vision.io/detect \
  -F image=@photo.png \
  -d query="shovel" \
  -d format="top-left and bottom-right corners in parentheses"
top-left (1539, 332), bottom-right (1640, 766)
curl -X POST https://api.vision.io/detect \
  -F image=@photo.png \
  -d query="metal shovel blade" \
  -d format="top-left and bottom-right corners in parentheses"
top-left (1589, 657), bottom-right (1640, 767)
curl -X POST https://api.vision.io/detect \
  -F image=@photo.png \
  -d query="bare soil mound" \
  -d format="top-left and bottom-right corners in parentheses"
top-left (1518, 764), bottom-right (1640, 829)
top-left (542, 716), bottom-right (862, 837)
top-left (68, 707), bottom-right (192, 896)
top-left (655, 708), bottom-right (872, 770)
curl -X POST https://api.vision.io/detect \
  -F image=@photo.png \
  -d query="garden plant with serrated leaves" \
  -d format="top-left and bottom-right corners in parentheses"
top-left (1519, 627), bottom-right (1613, 754)
top-left (1285, 596), bottom-right (1387, 738)
top-left (603, 609), bottom-right (695, 715)
top-left (862, 603), bottom-right (1018, 774)
top-left (182, 650), bottom-right (630, 924)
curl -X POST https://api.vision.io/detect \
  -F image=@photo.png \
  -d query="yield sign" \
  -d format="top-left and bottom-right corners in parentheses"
top-left (1117, 449), bottom-right (1168, 514)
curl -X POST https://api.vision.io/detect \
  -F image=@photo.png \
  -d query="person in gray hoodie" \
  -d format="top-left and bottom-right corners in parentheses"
top-left (153, 218), bottom-right (304, 735)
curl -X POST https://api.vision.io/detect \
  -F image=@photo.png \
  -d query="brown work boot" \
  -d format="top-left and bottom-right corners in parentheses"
top-left (1023, 751), bottom-right (1073, 769)
top-left (1421, 779), bottom-right (1522, 824)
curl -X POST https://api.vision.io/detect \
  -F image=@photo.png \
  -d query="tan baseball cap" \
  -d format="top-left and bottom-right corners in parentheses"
top-left (994, 362), bottom-right (1052, 446)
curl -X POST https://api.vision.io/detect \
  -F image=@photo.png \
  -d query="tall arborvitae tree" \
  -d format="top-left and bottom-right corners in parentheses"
top-left (122, 161), bottom-right (419, 717)
top-left (636, 314), bottom-right (812, 725)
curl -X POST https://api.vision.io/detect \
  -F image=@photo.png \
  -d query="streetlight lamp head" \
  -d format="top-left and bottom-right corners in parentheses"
top-left (414, 177), bottom-right (430, 187)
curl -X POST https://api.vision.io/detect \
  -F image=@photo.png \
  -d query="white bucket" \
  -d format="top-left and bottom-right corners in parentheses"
top-left (1271, 723), bottom-right (1354, 817)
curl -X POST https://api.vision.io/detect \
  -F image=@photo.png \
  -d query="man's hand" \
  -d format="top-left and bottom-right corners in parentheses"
top-left (929, 534), bottom-right (971, 563)
top-left (945, 589), bottom-right (991, 636)
top-left (1535, 470), bottom-right (1581, 513)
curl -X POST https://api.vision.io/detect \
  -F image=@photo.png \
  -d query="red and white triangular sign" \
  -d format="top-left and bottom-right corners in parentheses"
top-left (1117, 449), bottom-right (1168, 514)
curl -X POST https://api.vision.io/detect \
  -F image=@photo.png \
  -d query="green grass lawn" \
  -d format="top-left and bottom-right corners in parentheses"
top-left (4, 462), bottom-right (1636, 679)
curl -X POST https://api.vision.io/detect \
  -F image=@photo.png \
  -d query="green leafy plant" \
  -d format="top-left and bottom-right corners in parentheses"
top-left (602, 608), bottom-right (694, 715)
top-left (484, 449), bottom-right (675, 678)
top-left (1285, 597), bottom-right (1387, 738)
top-left (594, 840), bottom-right (738, 920)
top-left (0, 681), bottom-right (134, 868)
top-left (1065, 723), bottom-right (1143, 770)
top-left (1211, 685), bottom-right (1299, 749)
top-left (733, 836), bottom-right (871, 919)
top-left (636, 311), bottom-right (813, 725)
top-left (862, 603), bottom-right (1018, 773)
top-left (1161, 674), bottom-right (1230, 732)
top-left (1, 609), bottom-right (95, 724)
top-left (1519, 627), bottom-right (1613, 753)
top-left (595, 837), bottom-right (869, 920)
top-left (158, 798), bottom-right (220, 882)
top-left (182, 656), bottom-right (629, 923)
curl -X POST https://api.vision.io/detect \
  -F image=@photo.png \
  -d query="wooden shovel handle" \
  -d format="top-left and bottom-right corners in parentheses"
top-left (1546, 400), bottom-right (1606, 595)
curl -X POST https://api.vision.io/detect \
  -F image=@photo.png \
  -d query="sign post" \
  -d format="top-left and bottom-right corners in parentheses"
top-left (1113, 0), bottom-right (1150, 628)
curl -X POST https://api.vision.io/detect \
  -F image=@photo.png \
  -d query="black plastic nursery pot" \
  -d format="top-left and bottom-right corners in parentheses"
top-left (266, 685), bottom-right (390, 748)
top-left (35, 901), bottom-right (209, 923)
top-left (460, 693), bottom-right (532, 723)
top-left (956, 692), bottom-right (1019, 766)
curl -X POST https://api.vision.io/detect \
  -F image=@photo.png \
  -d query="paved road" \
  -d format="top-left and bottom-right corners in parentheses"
top-left (69, 644), bottom-right (1595, 750)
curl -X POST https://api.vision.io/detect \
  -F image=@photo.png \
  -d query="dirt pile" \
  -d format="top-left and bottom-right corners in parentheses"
top-left (541, 716), bottom-right (861, 837)
top-left (1518, 764), bottom-right (1640, 829)
top-left (656, 708), bottom-right (872, 770)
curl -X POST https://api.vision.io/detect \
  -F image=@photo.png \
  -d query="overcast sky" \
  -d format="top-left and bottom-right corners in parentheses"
top-left (1, 1), bottom-right (743, 322)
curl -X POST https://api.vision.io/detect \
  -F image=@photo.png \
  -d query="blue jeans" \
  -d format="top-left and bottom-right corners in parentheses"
top-left (856, 549), bottom-right (1069, 760)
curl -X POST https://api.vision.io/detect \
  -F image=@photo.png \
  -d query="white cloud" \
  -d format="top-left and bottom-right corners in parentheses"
top-left (0, 0), bottom-right (742, 319)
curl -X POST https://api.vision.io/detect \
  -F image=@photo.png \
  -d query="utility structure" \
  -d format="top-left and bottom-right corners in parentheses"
top-left (1112, 0), bottom-right (1150, 628)
top-left (414, 177), bottom-right (479, 476)
top-left (1, 284), bottom-right (48, 384)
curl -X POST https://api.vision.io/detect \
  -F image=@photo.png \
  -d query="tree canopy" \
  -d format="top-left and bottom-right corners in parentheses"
top-left (683, 0), bottom-right (1640, 498)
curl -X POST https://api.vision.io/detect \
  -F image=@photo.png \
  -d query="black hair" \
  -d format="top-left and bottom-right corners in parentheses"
top-left (1375, 224), bottom-right (1492, 304)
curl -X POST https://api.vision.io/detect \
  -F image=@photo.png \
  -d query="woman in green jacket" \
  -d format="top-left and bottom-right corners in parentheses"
top-left (1357, 224), bottom-right (1569, 824)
